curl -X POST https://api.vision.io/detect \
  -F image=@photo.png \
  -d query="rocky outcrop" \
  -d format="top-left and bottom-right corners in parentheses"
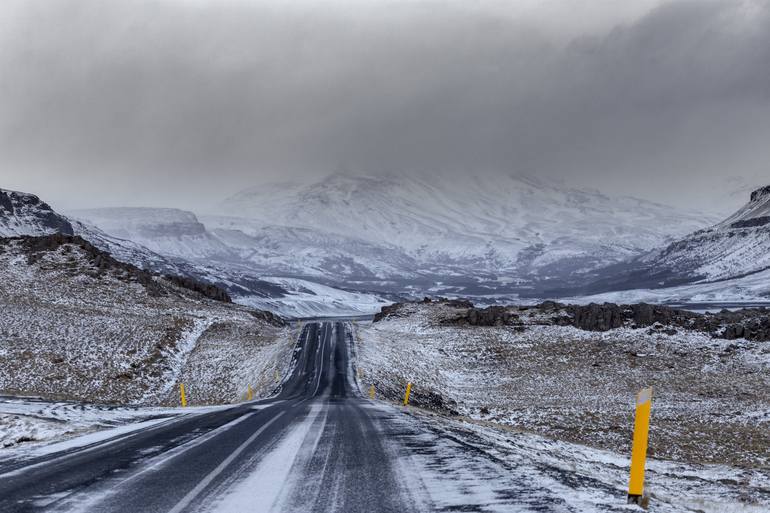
top-left (379, 299), bottom-right (770, 342)
top-left (373, 303), bottom-right (410, 322)
top-left (465, 306), bottom-right (516, 326)
top-left (248, 309), bottom-right (287, 327)
top-left (163, 275), bottom-right (232, 303)
top-left (750, 185), bottom-right (770, 202)
top-left (11, 233), bottom-right (161, 294)
top-left (568, 303), bottom-right (699, 331)
top-left (730, 216), bottom-right (770, 229)
top-left (0, 189), bottom-right (74, 237)
top-left (373, 297), bottom-right (473, 322)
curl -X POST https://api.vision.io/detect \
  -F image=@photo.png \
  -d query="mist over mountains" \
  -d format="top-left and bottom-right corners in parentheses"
top-left (3, 168), bottom-right (770, 315)
top-left (66, 173), bottom-right (714, 296)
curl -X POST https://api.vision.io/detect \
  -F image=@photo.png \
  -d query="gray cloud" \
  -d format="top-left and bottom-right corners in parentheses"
top-left (0, 0), bottom-right (768, 211)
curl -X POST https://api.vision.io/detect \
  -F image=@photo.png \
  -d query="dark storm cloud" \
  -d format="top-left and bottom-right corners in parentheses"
top-left (0, 0), bottom-right (768, 210)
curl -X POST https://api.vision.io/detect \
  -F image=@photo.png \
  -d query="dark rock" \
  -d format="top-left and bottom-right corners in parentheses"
top-left (730, 216), bottom-right (770, 228)
top-left (450, 305), bottom-right (517, 326)
top-left (373, 303), bottom-right (409, 322)
top-left (445, 298), bottom-right (474, 308)
top-left (750, 185), bottom-right (770, 202)
top-left (248, 309), bottom-right (286, 327)
top-left (570, 303), bottom-right (624, 331)
top-left (163, 275), bottom-right (232, 303)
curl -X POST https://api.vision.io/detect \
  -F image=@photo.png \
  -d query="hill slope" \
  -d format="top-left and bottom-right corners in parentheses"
top-left (578, 185), bottom-right (770, 298)
top-left (0, 234), bottom-right (291, 405)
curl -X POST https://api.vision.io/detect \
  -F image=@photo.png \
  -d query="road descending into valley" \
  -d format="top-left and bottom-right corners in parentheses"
top-left (0, 322), bottom-right (427, 512)
top-left (0, 322), bottom-right (636, 513)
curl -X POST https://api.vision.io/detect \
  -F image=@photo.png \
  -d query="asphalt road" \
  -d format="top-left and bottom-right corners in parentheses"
top-left (0, 322), bottom-right (419, 513)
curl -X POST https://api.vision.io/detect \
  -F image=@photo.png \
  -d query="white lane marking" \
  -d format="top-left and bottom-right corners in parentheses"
top-left (167, 411), bottom-right (286, 513)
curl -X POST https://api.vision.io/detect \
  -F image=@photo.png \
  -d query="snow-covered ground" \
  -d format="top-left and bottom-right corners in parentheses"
top-left (355, 301), bottom-right (769, 510)
top-left (392, 405), bottom-right (770, 513)
top-left (0, 237), bottom-right (294, 405)
top-left (236, 277), bottom-right (390, 318)
top-left (567, 268), bottom-right (770, 306)
top-left (0, 396), bottom-right (194, 455)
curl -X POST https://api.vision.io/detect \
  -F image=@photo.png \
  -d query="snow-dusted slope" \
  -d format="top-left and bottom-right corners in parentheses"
top-left (69, 208), bottom-right (236, 261)
top-left (203, 216), bottom-right (419, 280)
top-left (0, 188), bottom-right (385, 317)
top-left (217, 173), bottom-right (714, 285)
top-left (0, 189), bottom-right (73, 237)
top-left (637, 185), bottom-right (770, 282)
top-left (236, 277), bottom-right (390, 318)
top-left (0, 235), bottom-right (291, 405)
top-left (568, 267), bottom-right (770, 305)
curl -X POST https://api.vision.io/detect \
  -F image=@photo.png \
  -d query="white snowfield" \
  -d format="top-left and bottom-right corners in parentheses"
top-left (236, 277), bottom-right (390, 318)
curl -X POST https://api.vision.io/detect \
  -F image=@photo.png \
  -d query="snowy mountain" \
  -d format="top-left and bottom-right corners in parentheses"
top-left (69, 208), bottom-right (236, 261)
top-left (571, 185), bottom-right (770, 299)
top-left (215, 172), bottom-right (716, 294)
top-left (639, 185), bottom-right (770, 281)
top-left (0, 189), bottom-right (389, 316)
top-left (0, 189), bottom-right (74, 237)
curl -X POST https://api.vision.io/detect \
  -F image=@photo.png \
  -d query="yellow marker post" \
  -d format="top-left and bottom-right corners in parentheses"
top-left (275, 370), bottom-right (281, 383)
top-left (403, 382), bottom-right (412, 406)
top-left (369, 384), bottom-right (375, 400)
top-left (179, 383), bottom-right (187, 407)
top-left (628, 387), bottom-right (653, 506)
top-left (247, 384), bottom-right (253, 401)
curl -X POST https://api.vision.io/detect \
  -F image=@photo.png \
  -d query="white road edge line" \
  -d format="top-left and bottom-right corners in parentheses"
top-left (312, 324), bottom-right (328, 397)
top-left (167, 411), bottom-right (286, 513)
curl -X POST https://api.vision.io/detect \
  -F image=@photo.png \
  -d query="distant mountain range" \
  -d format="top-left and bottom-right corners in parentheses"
top-left (3, 175), bottom-right (768, 312)
top-left (211, 172), bottom-right (716, 295)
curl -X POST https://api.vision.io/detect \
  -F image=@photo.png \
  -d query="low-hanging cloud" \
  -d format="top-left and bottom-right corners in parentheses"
top-left (0, 0), bottom-right (768, 210)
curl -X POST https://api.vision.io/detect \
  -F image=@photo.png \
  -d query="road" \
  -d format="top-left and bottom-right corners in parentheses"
top-left (0, 322), bottom-right (421, 513)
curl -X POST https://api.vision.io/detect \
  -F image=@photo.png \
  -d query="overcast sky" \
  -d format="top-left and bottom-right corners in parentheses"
top-left (1, 0), bottom-right (768, 212)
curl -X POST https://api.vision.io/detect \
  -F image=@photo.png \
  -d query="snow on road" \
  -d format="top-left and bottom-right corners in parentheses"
top-left (0, 396), bottom-right (228, 459)
top-left (206, 403), bottom-right (327, 512)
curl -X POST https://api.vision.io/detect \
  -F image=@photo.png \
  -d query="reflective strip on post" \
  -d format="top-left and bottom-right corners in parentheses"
top-left (628, 387), bottom-right (652, 503)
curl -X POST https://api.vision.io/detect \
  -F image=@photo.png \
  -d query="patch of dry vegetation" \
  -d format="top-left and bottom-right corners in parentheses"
top-left (0, 238), bottom-right (293, 405)
top-left (358, 301), bottom-right (770, 469)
